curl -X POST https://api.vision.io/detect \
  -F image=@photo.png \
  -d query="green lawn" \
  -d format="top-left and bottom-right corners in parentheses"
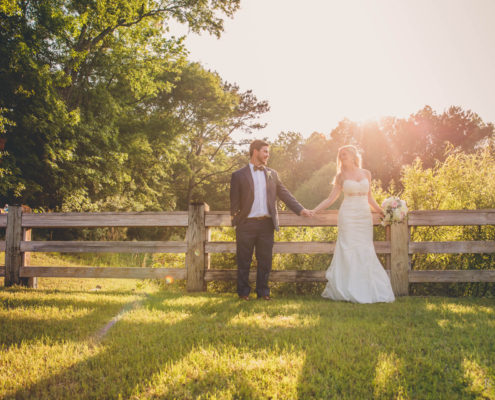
top-left (0, 263), bottom-right (494, 400)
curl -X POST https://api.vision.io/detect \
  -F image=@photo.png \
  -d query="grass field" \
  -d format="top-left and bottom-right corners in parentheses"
top-left (1, 272), bottom-right (494, 400)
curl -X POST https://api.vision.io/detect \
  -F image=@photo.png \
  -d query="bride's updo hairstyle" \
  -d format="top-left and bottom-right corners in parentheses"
top-left (332, 145), bottom-right (362, 185)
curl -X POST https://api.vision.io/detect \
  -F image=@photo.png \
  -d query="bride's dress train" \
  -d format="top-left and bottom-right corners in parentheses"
top-left (322, 179), bottom-right (395, 303)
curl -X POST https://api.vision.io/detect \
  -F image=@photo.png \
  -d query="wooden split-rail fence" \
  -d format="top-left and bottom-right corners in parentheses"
top-left (1, 205), bottom-right (494, 295)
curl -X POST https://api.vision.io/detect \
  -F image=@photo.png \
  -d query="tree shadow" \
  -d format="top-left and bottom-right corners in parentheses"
top-left (9, 292), bottom-right (314, 399)
top-left (0, 288), bottom-right (144, 348)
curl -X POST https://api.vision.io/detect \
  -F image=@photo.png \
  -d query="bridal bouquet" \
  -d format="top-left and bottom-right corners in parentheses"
top-left (381, 196), bottom-right (408, 225)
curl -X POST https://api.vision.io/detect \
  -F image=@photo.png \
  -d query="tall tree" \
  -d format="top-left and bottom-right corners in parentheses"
top-left (151, 62), bottom-right (269, 209)
top-left (0, 0), bottom-right (241, 210)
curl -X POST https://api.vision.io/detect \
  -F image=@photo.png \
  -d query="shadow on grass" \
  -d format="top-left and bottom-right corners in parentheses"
top-left (5, 292), bottom-right (495, 399)
top-left (0, 288), bottom-right (144, 348)
top-left (8, 292), bottom-right (245, 399)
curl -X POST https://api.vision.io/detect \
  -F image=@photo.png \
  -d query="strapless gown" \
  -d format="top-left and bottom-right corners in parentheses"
top-left (322, 179), bottom-right (395, 303)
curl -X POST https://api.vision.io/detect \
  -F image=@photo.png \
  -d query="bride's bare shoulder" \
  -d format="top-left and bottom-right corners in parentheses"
top-left (361, 169), bottom-right (372, 179)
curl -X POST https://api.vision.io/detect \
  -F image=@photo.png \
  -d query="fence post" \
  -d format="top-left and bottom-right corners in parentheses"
top-left (186, 202), bottom-right (209, 292)
top-left (5, 205), bottom-right (24, 287)
top-left (22, 226), bottom-right (36, 288)
top-left (385, 225), bottom-right (391, 271)
top-left (390, 221), bottom-right (410, 296)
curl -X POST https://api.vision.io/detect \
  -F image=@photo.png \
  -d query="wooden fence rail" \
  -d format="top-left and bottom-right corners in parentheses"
top-left (1, 205), bottom-right (494, 295)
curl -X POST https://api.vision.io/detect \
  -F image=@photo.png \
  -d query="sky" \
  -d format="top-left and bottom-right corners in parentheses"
top-left (171, 0), bottom-right (495, 140)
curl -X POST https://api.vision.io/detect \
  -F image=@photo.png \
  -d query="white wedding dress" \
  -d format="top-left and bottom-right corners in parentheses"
top-left (322, 179), bottom-right (395, 303)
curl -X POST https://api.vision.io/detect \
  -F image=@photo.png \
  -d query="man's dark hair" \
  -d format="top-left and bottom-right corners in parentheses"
top-left (249, 139), bottom-right (269, 157)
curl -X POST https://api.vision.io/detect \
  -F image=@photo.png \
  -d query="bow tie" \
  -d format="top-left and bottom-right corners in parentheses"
top-left (253, 165), bottom-right (265, 171)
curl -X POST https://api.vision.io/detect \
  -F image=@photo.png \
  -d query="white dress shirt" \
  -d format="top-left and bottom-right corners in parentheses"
top-left (248, 163), bottom-right (270, 218)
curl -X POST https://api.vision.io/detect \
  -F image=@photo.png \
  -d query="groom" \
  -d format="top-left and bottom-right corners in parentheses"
top-left (230, 140), bottom-right (311, 300)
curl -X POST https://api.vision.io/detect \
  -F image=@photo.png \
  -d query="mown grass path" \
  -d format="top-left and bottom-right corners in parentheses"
top-left (1, 279), bottom-right (494, 399)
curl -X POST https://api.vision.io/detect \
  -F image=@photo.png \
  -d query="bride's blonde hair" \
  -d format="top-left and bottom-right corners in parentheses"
top-left (333, 145), bottom-right (362, 185)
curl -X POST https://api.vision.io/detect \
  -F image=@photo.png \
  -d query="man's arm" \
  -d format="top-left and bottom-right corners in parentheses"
top-left (274, 171), bottom-right (306, 216)
top-left (230, 172), bottom-right (241, 224)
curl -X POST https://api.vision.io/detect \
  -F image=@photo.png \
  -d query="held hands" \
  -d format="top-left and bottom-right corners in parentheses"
top-left (300, 208), bottom-right (312, 217)
top-left (300, 209), bottom-right (316, 217)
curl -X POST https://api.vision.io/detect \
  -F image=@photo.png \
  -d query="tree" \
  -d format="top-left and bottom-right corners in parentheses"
top-left (0, 0), bottom-right (242, 210)
top-left (327, 106), bottom-right (494, 189)
top-left (359, 119), bottom-right (396, 186)
top-left (293, 162), bottom-right (338, 209)
top-left (268, 132), bottom-right (305, 192)
top-left (269, 131), bottom-right (338, 194)
top-left (152, 62), bottom-right (269, 209)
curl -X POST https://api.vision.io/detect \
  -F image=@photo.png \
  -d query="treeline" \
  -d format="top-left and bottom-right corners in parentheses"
top-left (269, 107), bottom-right (494, 209)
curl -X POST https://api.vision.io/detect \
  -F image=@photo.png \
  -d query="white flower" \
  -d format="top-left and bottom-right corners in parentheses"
top-left (381, 196), bottom-right (408, 225)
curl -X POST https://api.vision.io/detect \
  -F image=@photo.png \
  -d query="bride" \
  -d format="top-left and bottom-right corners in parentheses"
top-left (311, 145), bottom-right (395, 303)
